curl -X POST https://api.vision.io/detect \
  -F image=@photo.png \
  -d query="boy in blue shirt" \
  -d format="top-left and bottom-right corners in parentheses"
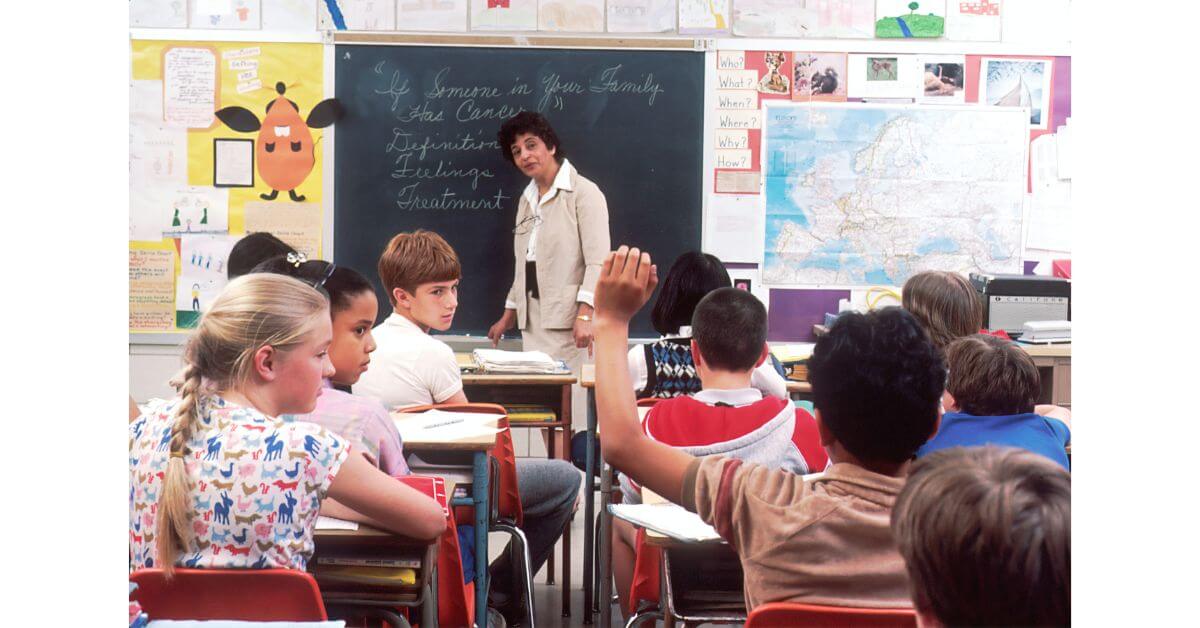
top-left (918, 334), bottom-right (1071, 470)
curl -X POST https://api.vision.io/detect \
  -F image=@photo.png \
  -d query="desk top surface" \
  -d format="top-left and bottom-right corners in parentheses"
top-left (390, 412), bottom-right (498, 449)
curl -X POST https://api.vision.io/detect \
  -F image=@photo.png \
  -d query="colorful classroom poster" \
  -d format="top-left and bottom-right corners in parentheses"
top-left (130, 242), bottom-right (178, 332)
top-left (130, 0), bottom-right (189, 27)
top-left (318, 0), bottom-right (396, 29)
top-left (732, 0), bottom-right (810, 37)
top-left (398, 0), bottom-right (469, 31)
top-left (945, 0), bottom-right (1001, 41)
top-left (980, 57), bottom-right (1052, 129)
top-left (162, 186), bottom-right (230, 237)
top-left (847, 53), bottom-right (923, 99)
top-left (804, 0), bottom-right (874, 38)
top-left (190, 0), bottom-right (263, 28)
top-left (679, 0), bottom-right (730, 35)
top-left (470, 0), bottom-right (538, 30)
top-left (793, 52), bottom-right (848, 102)
top-left (176, 234), bottom-right (238, 328)
top-left (243, 201), bottom-right (323, 258)
top-left (919, 54), bottom-right (966, 103)
top-left (539, 0), bottom-right (604, 31)
top-left (874, 0), bottom-right (945, 38)
top-left (606, 0), bottom-right (674, 33)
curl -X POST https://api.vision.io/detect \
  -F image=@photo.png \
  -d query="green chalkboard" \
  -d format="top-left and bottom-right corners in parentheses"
top-left (334, 44), bottom-right (704, 337)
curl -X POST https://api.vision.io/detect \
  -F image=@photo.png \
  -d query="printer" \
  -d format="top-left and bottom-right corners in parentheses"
top-left (969, 273), bottom-right (1071, 337)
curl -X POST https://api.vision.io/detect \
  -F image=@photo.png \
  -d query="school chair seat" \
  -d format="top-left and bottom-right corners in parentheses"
top-left (128, 568), bottom-right (327, 621)
top-left (745, 602), bottom-right (918, 627)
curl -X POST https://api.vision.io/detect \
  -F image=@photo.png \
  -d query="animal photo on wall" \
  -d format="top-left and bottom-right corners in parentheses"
top-left (214, 82), bottom-right (343, 202)
top-left (793, 52), bottom-right (847, 102)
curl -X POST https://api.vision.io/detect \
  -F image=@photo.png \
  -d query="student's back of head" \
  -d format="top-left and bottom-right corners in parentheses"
top-left (807, 307), bottom-right (944, 465)
top-left (377, 230), bottom-right (461, 306)
top-left (892, 446), bottom-right (1071, 627)
top-left (651, 251), bottom-right (730, 336)
top-left (227, 232), bottom-right (298, 279)
top-left (945, 334), bottom-right (1039, 416)
top-left (901, 271), bottom-right (982, 353)
top-left (690, 287), bottom-right (767, 372)
top-left (251, 257), bottom-right (376, 316)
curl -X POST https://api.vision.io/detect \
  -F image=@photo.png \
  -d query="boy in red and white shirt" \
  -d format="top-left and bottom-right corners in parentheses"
top-left (613, 287), bottom-right (827, 615)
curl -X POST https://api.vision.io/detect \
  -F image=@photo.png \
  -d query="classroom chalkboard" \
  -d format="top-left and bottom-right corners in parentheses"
top-left (333, 44), bottom-right (704, 337)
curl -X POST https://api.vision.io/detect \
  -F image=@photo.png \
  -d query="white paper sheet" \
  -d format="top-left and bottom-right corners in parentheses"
top-left (318, 0), bottom-right (396, 29)
top-left (190, 0), bottom-right (263, 28)
top-left (398, 0), bottom-right (469, 31)
top-left (163, 47), bottom-right (219, 129)
top-left (393, 410), bottom-right (503, 442)
top-left (539, 0), bottom-right (604, 31)
top-left (130, 0), bottom-right (188, 27)
top-left (678, 0), bottom-right (730, 35)
top-left (214, 139), bottom-right (255, 187)
top-left (945, 0), bottom-right (1002, 41)
top-left (130, 80), bottom-right (188, 241)
top-left (162, 187), bottom-right (230, 237)
top-left (704, 194), bottom-right (763, 262)
top-left (609, 503), bottom-right (722, 543)
top-left (802, 0), bottom-right (874, 38)
top-left (261, 0), bottom-right (318, 31)
top-left (315, 516), bottom-right (360, 530)
top-left (176, 234), bottom-right (238, 314)
top-left (732, 0), bottom-right (812, 37)
top-left (471, 0), bottom-right (537, 30)
top-left (606, 0), bottom-right (674, 33)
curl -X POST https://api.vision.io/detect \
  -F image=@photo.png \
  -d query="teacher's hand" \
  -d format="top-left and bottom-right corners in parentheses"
top-left (488, 309), bottom-right (517, 347)
top-left (574, 317), bottom-right (594, 357)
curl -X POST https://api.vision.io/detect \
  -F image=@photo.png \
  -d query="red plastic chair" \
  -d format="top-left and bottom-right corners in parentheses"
top-left (745, 602), bottom-right (917, 627)
top-left (129, 568), bottom-right (326, 621)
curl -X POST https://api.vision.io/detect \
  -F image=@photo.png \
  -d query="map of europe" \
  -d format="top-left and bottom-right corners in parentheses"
top-left (762, 103), bottom-right (1028, 286)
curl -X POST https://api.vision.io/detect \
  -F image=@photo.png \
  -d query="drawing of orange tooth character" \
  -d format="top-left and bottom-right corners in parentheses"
top-left (214, 82), bottom-right (343, 203)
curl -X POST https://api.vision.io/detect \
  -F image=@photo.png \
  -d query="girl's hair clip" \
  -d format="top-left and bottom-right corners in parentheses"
top-left (286, 252), bottom-right (308, 268)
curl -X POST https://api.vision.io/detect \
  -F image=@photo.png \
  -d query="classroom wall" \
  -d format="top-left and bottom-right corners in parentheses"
top-left (129, 0), bottom-right (1073, 387)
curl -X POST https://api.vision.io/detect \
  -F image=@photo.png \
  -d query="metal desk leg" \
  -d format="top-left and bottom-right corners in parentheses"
top-left (582, 387), bottom-right (598, 624)
top-left (598, 456), bottom-right (614, 628)
top-left (474, 450), bottom-right (490, 625)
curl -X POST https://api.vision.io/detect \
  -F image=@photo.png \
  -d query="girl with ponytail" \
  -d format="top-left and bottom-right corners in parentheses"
top-left (129, 273), bottom-right (445, 575)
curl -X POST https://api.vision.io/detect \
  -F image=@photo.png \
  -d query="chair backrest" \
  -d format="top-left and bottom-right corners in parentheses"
top-left (129, 568), bottom-right (327, 621)
top-left (397, 403), bottom-right (522, 525)
top-left (746, 602), bottom-right (917, 628)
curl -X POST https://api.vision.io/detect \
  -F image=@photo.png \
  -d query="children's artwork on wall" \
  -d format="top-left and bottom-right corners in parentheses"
top-left (190, 0), bottom-right (263, 29)
top-left (919, 54), bottom-right (965, 103)
top-left (261, 0), bottom-right (319, 31)
top-left (945, 0), bottom-right (1001, 41)
top-left (176, 234), bottom-right (238, 328)
top-left (793, 52), bottom-right (848, 102)
top-left (875, 0), bottom-right (945, 38)
top-left (804, 0), bottom-right (875, 38)
top-left (130, 241), bottom-right (178, 332)
top-left (606, 0), bottom-right (674, 33)
top-left (732, 0), bottom-right (811, 37)
top-left (398, 0), bottom-right (469, 31)
top-left (470, 0), bottom-right (538, 30)
top-left (539, 0), bottom-right (604, 31)
top-left (214, 82), bottom-right (343, 202)
top-left (757, 52), bottom-right (791, 96)
top-left (980, 57), bottom-right (1051, 129)
top-left (679, 0), bottom-right (730, 35)
top-left (163, 47), bottom-right (220, 129)
top-left (130, 0), bottom-right (188, 27)
top-left (162, 186), bottom-right (230, 237)
top-left (847, 53), bottom-right (922, 98)
top-left (130, 79), bottom-right (189, 241)
top-left (214, 138), bottom-right (255, 187)
top-left (318, 0), bottom-right (396, 29)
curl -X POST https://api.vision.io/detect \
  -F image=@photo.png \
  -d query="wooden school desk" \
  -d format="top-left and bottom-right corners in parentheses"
top-left (393, 413), bottom-right (497, 624)
top-left (457, 357), bottom-right (577, 613)
top-left (312, 519), bottom-right (438, 626)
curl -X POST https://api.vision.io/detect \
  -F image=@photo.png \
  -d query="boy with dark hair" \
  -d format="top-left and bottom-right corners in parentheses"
top-left (612, 287), bottom-right (827, 612)
top-left (892, 446), bottom-right (1071, 627)
top-left (594, 246), bottom-right (944, 609)
top-left (918, 334), bottom-right (1071, 470)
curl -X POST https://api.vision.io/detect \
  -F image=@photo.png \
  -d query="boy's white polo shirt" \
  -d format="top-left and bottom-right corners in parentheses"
top-left (353, 312), bottom-right (463, 411)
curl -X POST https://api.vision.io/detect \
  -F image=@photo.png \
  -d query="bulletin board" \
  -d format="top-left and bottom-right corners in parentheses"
top-left (129, 40), bottom-right (327, 332)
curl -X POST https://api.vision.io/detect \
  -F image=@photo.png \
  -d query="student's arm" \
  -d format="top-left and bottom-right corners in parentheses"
top-left (129, 395), bottom-right (142, 422)
top-left (441, 389), bottom-right (469, 404)
top-left (326, 453), bottom-right (446, 541)
top-left (426, 343), bottom-right (466, 404)
top-left (751, 358), bottom-right (789, 400)
top-left (594, 247), bottom-right (695, 504)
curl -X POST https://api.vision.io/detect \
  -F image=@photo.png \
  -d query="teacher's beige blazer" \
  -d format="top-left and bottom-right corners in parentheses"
top-left (505, 164), bottom-right (611, 330)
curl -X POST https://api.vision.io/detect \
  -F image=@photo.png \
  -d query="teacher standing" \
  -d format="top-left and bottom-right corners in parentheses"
top-left (488, 112), bottom-right (611, 424)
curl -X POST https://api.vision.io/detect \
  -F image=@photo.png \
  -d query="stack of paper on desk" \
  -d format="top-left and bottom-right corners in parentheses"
top-left (472, 348), bottom-right (568, 374)
top-left (609, 502), bottom-right (723, 543)
top-left (392, 408), bottom-right (504, 442)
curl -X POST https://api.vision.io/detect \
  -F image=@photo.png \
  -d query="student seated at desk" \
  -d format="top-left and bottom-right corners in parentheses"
top-left (129, 274), bottom-right (445, 574)
top-left (892, 446), bottom-right (1071, 626)
top-left (593, 246), bottom-right (945, 610)
top-left (627, 251), bottom-right (787, 400)
top-left (612, 286), bottom-right (827, 615)
top-left (354, 229), bottom-right (580, 626)
top-left (918, 334), bottom-right (1072, 470)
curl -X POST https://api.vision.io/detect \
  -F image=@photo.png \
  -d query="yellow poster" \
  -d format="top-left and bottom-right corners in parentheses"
top-left (129, 241), bottom-right (177, 332)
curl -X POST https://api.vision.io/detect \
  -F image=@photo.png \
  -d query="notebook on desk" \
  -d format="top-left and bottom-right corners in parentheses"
top-left (609, 502), bottom-right (722, 543)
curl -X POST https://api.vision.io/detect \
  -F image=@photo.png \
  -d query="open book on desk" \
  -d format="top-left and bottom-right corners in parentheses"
top-left (609, 502), bottom-right (723, 543)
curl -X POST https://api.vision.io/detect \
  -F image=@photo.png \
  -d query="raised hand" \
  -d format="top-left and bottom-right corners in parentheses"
top-left (594, 246), bottom-right (658, 325)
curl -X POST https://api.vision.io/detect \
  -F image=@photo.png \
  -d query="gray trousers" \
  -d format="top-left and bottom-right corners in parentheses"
top-left (490, 458), bottom-right (581, 598)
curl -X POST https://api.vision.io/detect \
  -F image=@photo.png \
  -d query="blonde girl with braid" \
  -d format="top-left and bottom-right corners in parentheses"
top-left (129, 274), bottom-right (445, 574)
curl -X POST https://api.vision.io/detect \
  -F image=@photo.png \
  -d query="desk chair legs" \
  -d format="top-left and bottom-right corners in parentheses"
top-left (326, 605), bottom-right (411, 628)
top-left (492, 521), bottom-right (537, 628)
